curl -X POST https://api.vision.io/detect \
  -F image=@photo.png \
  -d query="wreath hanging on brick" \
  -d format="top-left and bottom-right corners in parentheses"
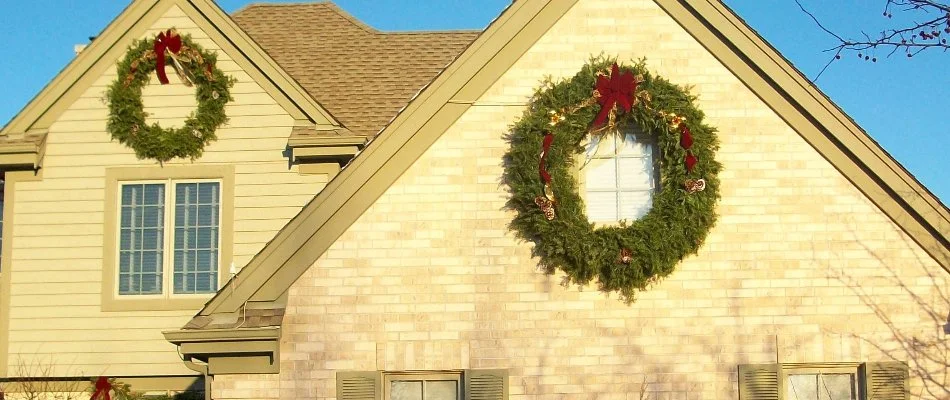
top-left (106, 29), bottom-right (235, 162)
top-left (504, 57), bottom-right (722, 302)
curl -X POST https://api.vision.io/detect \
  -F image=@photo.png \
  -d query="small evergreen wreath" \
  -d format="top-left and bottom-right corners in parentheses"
top-left (504, 57), bottom-right (722, 302)
top-left (106, 29), bottom-right (235, 162)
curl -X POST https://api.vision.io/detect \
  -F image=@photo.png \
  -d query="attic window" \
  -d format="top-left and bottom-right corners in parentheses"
top-left (581, 131), bottom-right (658, 223)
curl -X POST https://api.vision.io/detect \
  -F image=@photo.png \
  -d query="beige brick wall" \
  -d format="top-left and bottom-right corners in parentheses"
top-left (216, 0), bottom-right (948, 398)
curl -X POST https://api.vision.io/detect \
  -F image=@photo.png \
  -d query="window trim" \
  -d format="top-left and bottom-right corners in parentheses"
top-left (102, 166), bottom-right (234, 312)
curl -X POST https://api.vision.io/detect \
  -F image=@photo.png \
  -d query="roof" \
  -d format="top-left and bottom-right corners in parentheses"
top-left (231, 2), bottom-right (480, 139)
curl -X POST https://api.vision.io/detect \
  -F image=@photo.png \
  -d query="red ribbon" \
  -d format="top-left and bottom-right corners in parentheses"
top-left (685, 151), bottom-right (697, 173)
top-left (679, 123), bottom-right (698, 173)
top-left (153, 29), bottom-right (182, 85)
top-left (538, 133), bottom-right (555, 184)
top-left (91, 377), bottom-right (111, 400)
top-left (593, 63), bottom-right (636, 128)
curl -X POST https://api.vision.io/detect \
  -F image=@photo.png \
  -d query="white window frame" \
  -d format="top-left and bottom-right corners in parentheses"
top-left (782, 365), bottom-right (861, 400)
top-left (384, 372), bottom-right (462, 400)
top-left (578, 130), bottom-right (660, 223)
top-left (115, 178), bottom-right (223, 300)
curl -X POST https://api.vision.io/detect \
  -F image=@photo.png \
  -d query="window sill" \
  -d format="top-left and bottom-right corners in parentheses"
top-left (101, 295), bottom-right (213, 312)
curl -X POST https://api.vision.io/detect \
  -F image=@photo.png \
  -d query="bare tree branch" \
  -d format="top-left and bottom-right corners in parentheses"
top-left (796, 0), bottom-right (950, 81)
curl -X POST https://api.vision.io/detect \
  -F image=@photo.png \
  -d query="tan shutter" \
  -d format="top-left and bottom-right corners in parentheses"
top-left (738, 364), bottom-right (780, 400)
top-left (464, 369), bottom-right (508, 400)
top-left (862, 362), bottom-right (909, 400)
top-left (337, 371), bottom-right (381, 400)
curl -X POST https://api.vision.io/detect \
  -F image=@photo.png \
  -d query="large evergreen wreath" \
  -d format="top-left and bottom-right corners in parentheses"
top-left (106, 29), bottom-right (235, 162)
top-left (504, 57), bottom-right (722, 302)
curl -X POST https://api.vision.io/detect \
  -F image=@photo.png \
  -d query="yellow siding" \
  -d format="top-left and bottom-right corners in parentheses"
top-left (216, 0), bottom-right (948, 399)
top-left (5, 5), bottom-right (327, 377)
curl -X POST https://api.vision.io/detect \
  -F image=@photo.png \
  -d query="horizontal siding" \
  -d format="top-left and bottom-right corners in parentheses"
top-left (6, 4), bottom-right (329, 378)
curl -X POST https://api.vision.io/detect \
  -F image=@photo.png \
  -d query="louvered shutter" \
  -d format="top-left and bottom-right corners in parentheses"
top-left (464, 369), bottom-right (507, 400)
top-left (337, 371), bottom-right (381, 400)
top-left (861, 362), bottom-right (909, 400)
top-left (738, 364), bottom-right (780, 400)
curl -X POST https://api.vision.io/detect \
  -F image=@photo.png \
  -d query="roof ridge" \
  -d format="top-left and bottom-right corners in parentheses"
top-left (231, 1), bottom-right (485, 36)
top-left (232, 1), bottom-right (378, 34)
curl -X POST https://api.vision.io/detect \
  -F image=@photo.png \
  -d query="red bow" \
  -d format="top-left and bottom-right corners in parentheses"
top-left (593, 63), bottom-right (636, 128)
top-left (90, 377), bottom-right (111, 400)
top-left (154, 29), bottom-right (182, 85)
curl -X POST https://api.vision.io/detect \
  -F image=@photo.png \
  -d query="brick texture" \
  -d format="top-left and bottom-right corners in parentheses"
top-left (215, 0), bottom-right (949, 399)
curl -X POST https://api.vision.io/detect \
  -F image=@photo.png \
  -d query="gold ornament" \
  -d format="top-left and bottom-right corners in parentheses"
top-left (548, 110), bottom-right (565, 126)
top-left (620, 248), bottom-right (633, 264)
top-left (543, 183), bottom-right (555, 202)
top-left (534, 196), bottom-right (556, 221)
top-left (685, 178), bottom-right (707, 194)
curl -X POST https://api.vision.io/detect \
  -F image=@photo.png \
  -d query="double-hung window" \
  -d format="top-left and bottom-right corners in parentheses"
top-left (103, 166), bottom-right (233, 311)
top-left (118, 181), bottom-right (221, 296)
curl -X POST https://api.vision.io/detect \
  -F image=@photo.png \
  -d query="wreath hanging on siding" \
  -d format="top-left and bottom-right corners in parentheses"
top-left (504, 57), bottom-right (722, 302)
top-left (106, 29), bottom-right (235, 162)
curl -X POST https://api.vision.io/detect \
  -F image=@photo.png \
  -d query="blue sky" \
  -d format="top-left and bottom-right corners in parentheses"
top-left (0, 1), bottom-right (946, 203)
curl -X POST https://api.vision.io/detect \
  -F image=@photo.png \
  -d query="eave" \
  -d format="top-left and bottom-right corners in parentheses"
top-left (163, 327), bottom-right (280, 375)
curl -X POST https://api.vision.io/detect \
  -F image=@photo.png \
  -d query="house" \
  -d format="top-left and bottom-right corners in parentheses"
top-left (1, 0), bottom-right (948, 399)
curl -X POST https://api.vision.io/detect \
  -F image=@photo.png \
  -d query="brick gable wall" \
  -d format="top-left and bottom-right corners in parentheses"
top-left (213, 0), bottom-right (948, 398)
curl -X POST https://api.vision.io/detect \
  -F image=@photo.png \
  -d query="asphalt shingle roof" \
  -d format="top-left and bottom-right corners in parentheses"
top-left (232, 2), bottom-right (480, 138)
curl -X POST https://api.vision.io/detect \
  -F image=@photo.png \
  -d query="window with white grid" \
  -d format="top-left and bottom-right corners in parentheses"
top-left (173, 182), bottom-right (220, 294)
top-left (118, 184), bottom-right (165, 295)
top-left (116, 180), bottom-right (220, 297)
top-left (582, 132), bottom-right (657, 222)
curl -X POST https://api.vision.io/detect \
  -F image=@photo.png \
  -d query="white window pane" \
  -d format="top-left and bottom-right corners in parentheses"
top-left (819, 374), bottom-right (855, 400)
top-left (584, 134), bottom-right (616, 157)
top-left (586, 191), bottom-right (618, 222)
top-left (788, 374), bottom-right (818, 400)
top-left (392, 381), bottom-right (422, 400)
top-left (620, 134), bottom-right (651, 156)
top-left (619, 191), bottom-right (653, 221)
top-left (585, 158), bottom-right (617, 190)
top-left (425, 381), bottom-right (457, 400)
top-left (617, 157), bottom-right (654, 190)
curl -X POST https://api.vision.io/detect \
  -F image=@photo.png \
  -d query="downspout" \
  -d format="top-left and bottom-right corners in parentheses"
top-left (183, 357), bottom-right (213, 400)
